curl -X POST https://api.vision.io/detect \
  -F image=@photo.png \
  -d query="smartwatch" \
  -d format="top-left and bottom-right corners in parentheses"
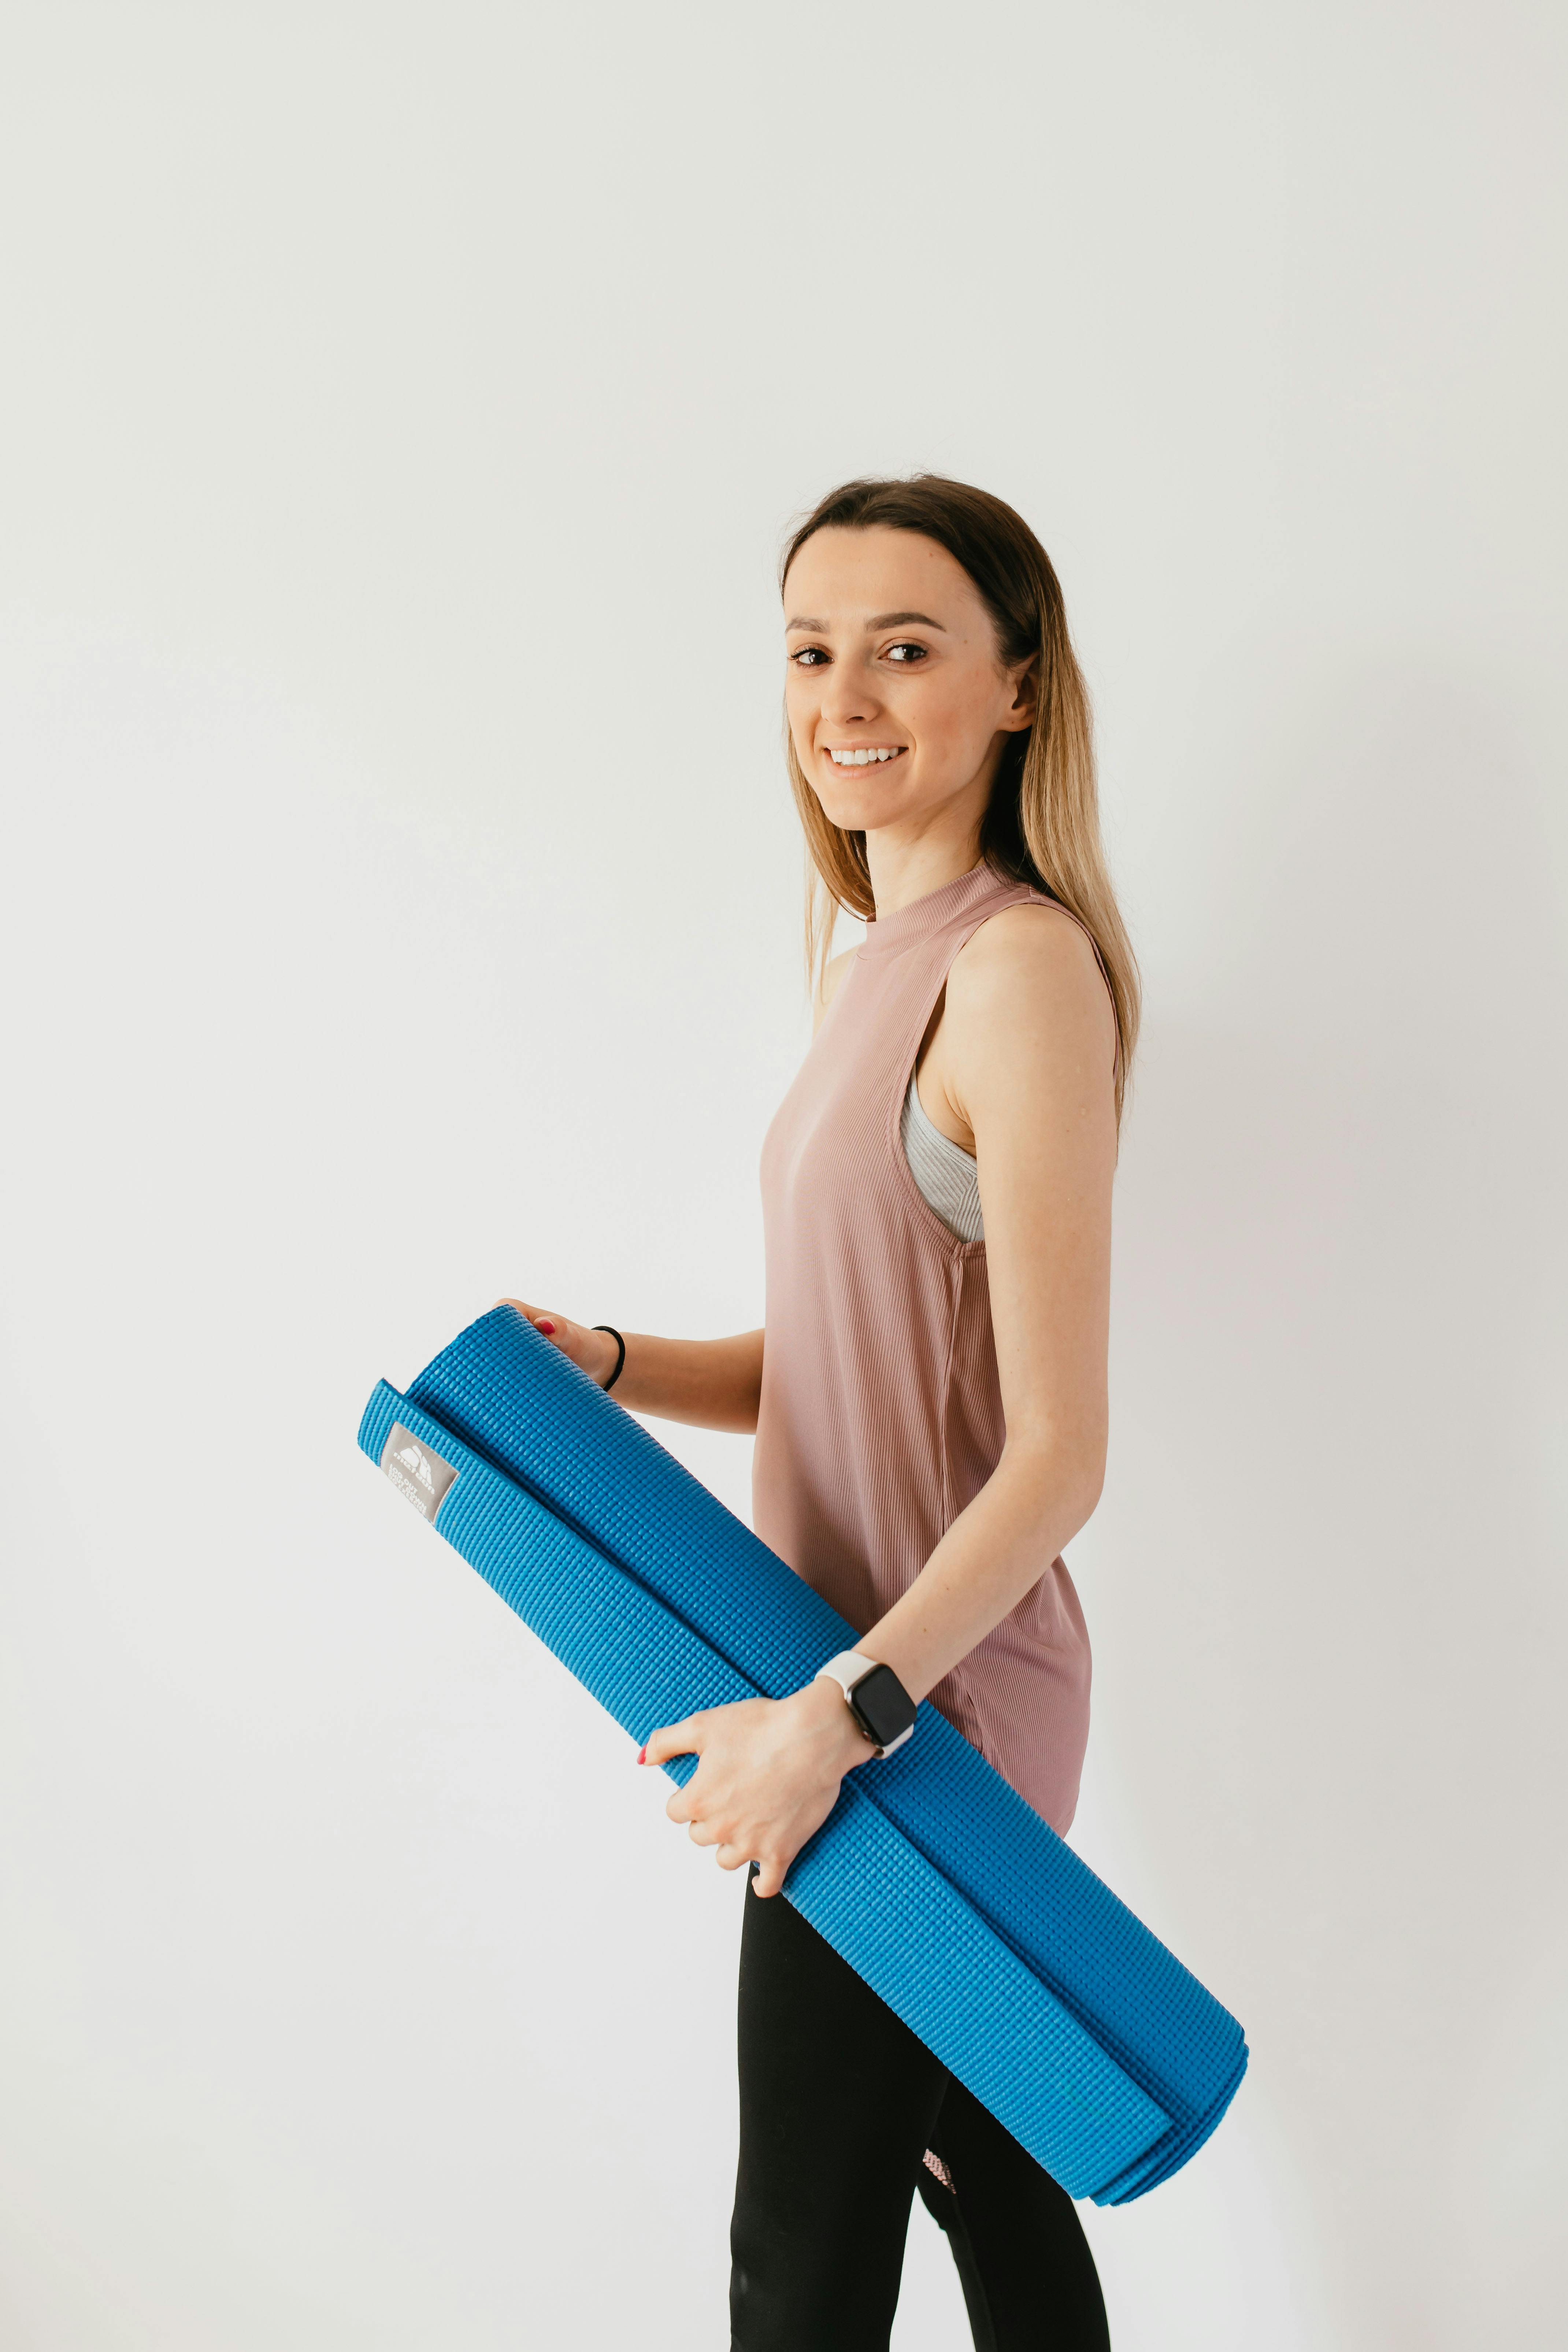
top-left (815, 1651), bottom-right (918, 1756)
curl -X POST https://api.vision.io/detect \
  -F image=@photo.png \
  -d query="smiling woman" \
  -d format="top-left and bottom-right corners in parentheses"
top-left (781, 475), bottom-right (1138, 1119)
top-left (502, 474), bottom-right (1135, 2351)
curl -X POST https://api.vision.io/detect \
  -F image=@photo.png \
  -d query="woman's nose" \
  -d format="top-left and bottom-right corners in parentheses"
top-left (822, 664), bottom-right (878, 725)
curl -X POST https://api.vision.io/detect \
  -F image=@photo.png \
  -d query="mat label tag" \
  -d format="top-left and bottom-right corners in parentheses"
top-left (380, 1421), bottom-right (459, 1523)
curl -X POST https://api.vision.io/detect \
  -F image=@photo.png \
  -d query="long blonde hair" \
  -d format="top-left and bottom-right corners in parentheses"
top-left (781, 473), bottom-right (1140, 1120)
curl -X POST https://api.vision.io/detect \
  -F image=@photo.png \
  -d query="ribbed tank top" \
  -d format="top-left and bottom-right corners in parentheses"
top-left (753, 862), bottom-right (1094, 1834)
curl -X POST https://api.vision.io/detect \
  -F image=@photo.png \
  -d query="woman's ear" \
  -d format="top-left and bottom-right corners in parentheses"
top-left (1001, 656), bottom-right (1039, 733)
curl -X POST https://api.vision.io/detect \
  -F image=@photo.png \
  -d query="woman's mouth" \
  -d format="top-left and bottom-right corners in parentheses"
top-left (825, 747), bottom-right (906, 767)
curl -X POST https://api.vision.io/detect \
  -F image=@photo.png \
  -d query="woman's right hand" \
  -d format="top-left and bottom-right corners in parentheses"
top-left (494, 1298), bottom-right (622, 1390)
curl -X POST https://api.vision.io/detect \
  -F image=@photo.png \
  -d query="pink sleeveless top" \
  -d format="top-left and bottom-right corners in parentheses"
top-left (753, 861), bottom-right (1094, 1834)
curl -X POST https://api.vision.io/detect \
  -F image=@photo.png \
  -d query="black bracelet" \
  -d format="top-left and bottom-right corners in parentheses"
top-left (591, 1325), bottom-right (626, 1393)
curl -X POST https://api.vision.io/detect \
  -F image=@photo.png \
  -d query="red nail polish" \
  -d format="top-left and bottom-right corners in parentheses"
top-left (637, 1745), bottom-right (647, 1764)
top-left (537, 1319), bottom-right (556, 1336)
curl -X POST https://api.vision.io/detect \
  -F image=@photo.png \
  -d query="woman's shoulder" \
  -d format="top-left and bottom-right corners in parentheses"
top-left (946, 896), bottom-right (1115, 1055)
top-left (951, 893), bottom-right (1105, 993)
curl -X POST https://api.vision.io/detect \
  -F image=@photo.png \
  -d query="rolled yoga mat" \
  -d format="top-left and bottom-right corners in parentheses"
top-left (360, 1305), bottom-right (1247, 2204)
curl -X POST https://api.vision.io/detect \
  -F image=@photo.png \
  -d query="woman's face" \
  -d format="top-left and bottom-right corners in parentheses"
top-left (783, 525), bottom-right (1034, 839)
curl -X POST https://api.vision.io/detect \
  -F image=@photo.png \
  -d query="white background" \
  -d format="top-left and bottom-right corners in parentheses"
top-left (1, 4), bottom-right (1564, 2346)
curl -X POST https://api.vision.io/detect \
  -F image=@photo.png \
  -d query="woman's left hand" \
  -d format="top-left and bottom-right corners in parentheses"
top-left (642, 1682), bottom-right (876, 1897)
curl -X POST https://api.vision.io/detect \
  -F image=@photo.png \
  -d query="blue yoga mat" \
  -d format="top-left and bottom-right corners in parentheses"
top-left (360, 1306), bottom-right (1246, 2203)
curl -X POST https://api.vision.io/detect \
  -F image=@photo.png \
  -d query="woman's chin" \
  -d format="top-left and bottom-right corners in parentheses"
top-left (813, 784), bottom-right (907, 832)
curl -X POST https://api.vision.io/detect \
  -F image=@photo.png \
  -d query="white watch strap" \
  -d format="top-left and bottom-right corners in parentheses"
top-left (815, 1649), bottom-right (880, 1705)
top-left (814, 1651), bottom-right (914, 1755)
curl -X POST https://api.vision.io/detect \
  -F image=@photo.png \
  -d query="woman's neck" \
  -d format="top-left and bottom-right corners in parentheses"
top-left (864, 807), bottom-right (986, 919)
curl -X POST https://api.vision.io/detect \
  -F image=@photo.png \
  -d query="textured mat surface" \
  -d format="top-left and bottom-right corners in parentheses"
top-left (361, 1306), bottom-right (1246, 2201)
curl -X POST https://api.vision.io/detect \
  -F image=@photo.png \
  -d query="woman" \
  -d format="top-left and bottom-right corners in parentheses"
top-left (506, 475), bottom-right (1137, 2349)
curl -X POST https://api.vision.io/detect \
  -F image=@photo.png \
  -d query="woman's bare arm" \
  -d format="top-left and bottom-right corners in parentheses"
top-left (855, 902), bottom-right (1117, 1699)
top-left (494, 1303), bottom-right (764, 1433)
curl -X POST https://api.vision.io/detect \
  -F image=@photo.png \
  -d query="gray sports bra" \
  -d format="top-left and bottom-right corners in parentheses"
top-left (900, 1072), bottom-right (983, 1243)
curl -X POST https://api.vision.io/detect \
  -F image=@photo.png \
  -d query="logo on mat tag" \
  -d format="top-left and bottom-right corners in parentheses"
top-left (380, 1422), bottom-right (459, 1523)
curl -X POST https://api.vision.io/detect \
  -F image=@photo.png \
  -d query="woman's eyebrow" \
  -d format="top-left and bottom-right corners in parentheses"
top-left (784, 610), bottom-right (948, 633)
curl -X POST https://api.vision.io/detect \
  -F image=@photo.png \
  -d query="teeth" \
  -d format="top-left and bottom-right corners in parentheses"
top-left (829, 747), bottom-right (902, 765)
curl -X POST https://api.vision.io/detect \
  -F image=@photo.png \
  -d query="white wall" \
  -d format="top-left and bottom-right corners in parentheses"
top-left (1, 4), bottom-right (1564, 2346)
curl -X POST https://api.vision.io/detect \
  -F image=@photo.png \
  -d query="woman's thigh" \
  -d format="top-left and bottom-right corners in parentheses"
top-left (730, 1875), bottom-right (949, 2352)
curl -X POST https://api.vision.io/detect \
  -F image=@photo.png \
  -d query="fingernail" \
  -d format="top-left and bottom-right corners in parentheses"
top-left (637, 1745), bottom-right (647, 1764)
top-left (537, 1319), bottom-right (556, 1336)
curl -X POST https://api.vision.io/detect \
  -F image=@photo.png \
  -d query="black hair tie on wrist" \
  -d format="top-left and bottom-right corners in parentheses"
top-left (591, 1325), bottom-right (626, 1393)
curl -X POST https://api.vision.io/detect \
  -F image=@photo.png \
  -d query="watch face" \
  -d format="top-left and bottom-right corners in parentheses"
top-left (850, 1663), bottom-right (918, 1750)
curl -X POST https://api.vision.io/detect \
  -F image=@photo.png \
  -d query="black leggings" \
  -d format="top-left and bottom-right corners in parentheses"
top-left (730, 1875), bottom-right (1111, 2350)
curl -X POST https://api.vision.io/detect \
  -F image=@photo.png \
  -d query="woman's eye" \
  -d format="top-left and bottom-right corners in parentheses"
top-left (885, 641), bottom-right (928, 664)
top-left (790, 646), bottom-right (829, 667)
